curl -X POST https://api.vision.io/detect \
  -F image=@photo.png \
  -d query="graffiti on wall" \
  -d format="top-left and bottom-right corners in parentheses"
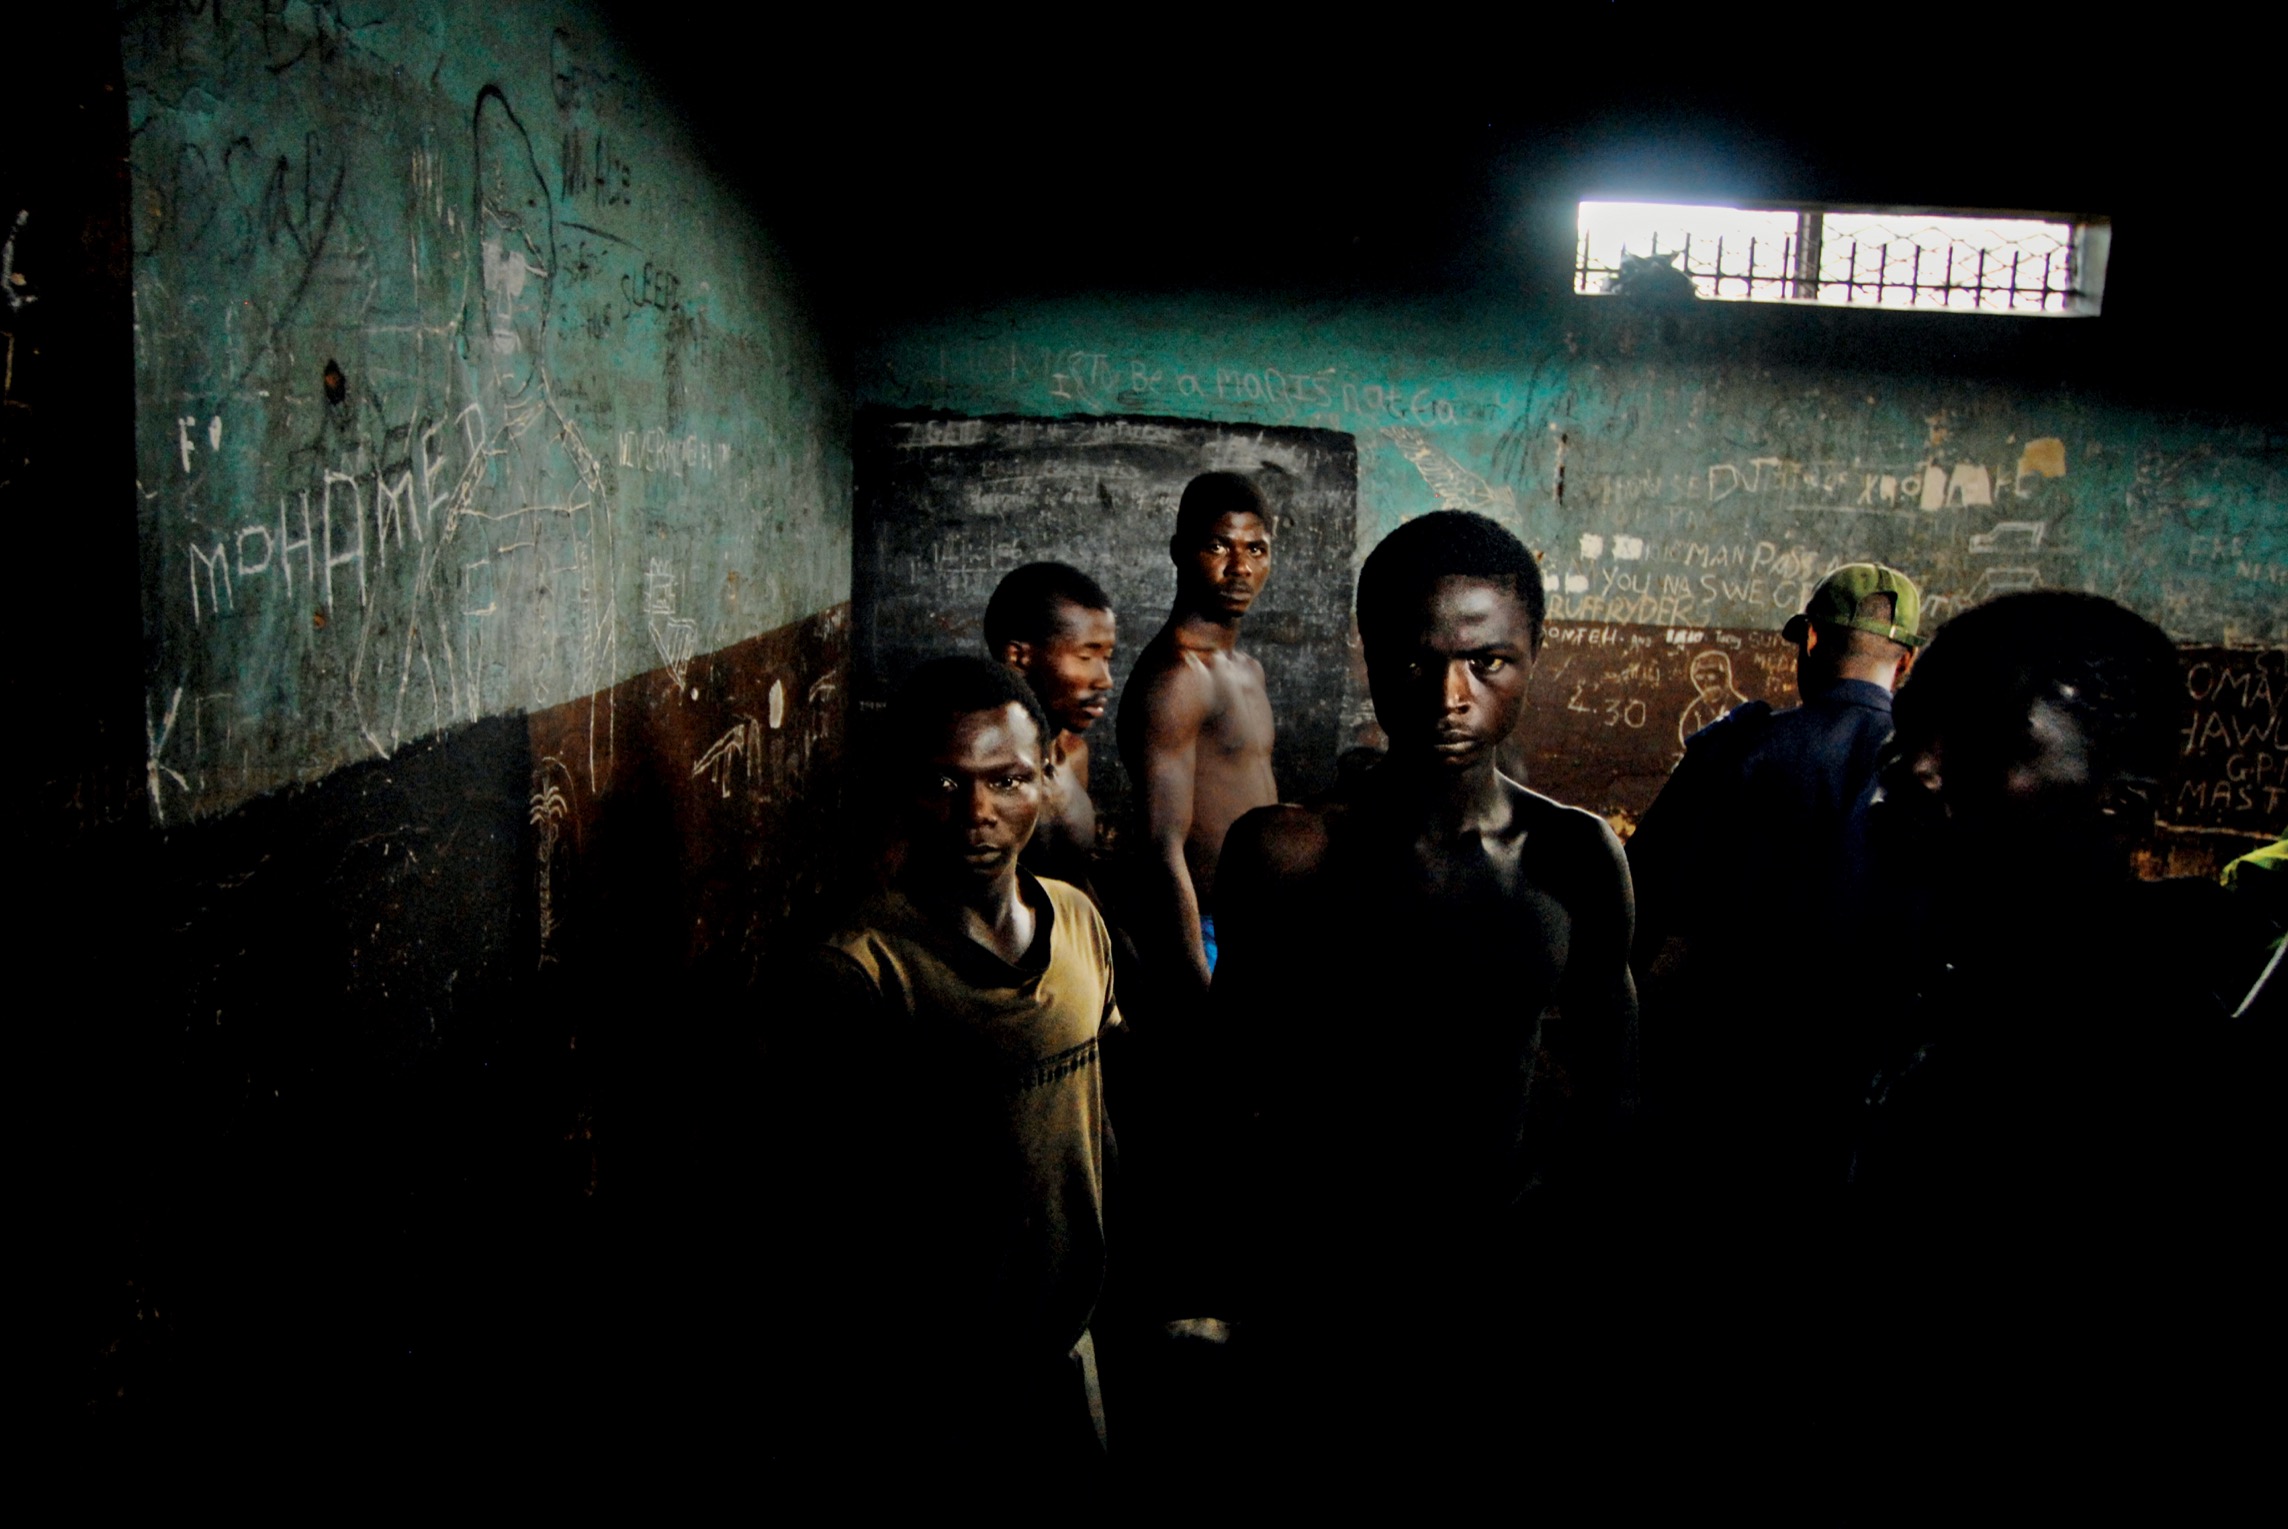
top-left (127, 5), bottom-right (846, 823)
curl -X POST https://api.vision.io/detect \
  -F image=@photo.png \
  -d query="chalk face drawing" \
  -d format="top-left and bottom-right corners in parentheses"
top-left (867, 301), bottom-right (2283, 652)
top-left (1678, 650), bottom-right (1751, 747)
top-left (126, 6), bottom-right (847, 823)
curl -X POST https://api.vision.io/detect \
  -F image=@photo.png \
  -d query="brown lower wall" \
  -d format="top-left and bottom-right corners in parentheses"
top-left (528, 602), bottom-right (852, 988)
top-left (1515, 620), bottom-right (2281, 875)
top-left (69, 601), bottom-right (851, 1434)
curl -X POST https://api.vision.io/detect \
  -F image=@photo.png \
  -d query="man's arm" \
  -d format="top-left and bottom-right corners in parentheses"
top-left (1131, 659), bottom-right (1217, 1005)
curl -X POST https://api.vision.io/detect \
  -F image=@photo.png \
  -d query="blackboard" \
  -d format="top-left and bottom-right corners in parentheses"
top-left (2168, 645), bottom-right (2285, 840)
top-left (853, 415), bottom-right (1361, 830)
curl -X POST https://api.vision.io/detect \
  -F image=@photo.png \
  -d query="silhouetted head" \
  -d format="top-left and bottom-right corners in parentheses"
top-left (1171, 473), bottom-right (1271, 617)
top-left (1884, 590), bottom-right (2180, 887)
top-left (889, 657), bottom-right (1050, 888)
top-left (984, 563), bottom-right (1117, 736)
top-left (1358, 512), bottom-right (1546, 772)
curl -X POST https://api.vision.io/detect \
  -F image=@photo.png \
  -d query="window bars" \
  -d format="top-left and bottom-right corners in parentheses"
top-left (1574, 202), bottom-right (2100, 314)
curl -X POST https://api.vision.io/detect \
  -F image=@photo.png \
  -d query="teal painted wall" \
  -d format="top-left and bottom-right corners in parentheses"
top-left (126, 2), bottom-right (847, 823)
top-left (859, 292), bottom-right (2285, 650)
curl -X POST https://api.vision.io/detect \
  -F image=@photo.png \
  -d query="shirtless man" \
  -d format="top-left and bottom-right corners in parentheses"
top-left (986, 562), bottom-right (1117, 891)
top-left (1214, 511), bottom-right (1638, 1446)
top-left (1116, 472), bottom-right (1279, 1006)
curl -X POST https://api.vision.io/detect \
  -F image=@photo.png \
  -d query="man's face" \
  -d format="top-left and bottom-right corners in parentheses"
top-left (1179, 512), bottom-right (1272, 617)
top-left (1017, 600), bottom-right (1116, 736)
top-left (908, 702), bottom-right (1044, 885)
top-left (1368, 575), bottom-right (1535, 770)
top-left (1691, 653), bottom-right (1729, 699)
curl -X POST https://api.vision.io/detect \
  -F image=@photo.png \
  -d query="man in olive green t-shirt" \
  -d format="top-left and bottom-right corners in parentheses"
top-left (767, 656), bottom-right (1121, 1479)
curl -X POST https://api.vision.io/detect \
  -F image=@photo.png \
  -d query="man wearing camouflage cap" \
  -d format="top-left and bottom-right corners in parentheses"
top-left (1627, 562), bottom-right (1923, 1204)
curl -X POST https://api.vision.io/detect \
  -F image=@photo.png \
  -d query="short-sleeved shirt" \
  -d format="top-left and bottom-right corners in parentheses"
top-left (808, 872), bottom-right (1120, 1361)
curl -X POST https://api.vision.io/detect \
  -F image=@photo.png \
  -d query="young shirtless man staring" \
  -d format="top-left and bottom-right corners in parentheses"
top-left (1214, 511), bottom-right (1638, 1445)
top-left (986, 562), bottom-right (1117, 892)
top-left (1116, 472), bottom-right (1279, 1007)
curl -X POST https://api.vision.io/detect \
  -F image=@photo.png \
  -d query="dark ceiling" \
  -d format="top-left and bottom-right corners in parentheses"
top-left (594, 9), bottom-right (2268, 363)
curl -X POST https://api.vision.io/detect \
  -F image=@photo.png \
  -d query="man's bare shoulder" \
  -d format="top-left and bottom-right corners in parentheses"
top-left (1126, 629), bottom-right (1218, 705)
top-left (1118, 630), bottom-right (1211, 763)
top-left (1507, 780), bottom-right (1629, 878)
top-left (1222, 800), bottom-right (1336, 884)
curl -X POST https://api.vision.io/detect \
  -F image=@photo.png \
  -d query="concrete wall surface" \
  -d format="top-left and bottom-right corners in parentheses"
top-left (859, 291), bottom-right (2284, 856)
top-left (862, 293), bottom-right (2282, 647)
top-left (35, 4), bottom-right (852, 1440)
top-left (126, 1), bottom-right (847, 821)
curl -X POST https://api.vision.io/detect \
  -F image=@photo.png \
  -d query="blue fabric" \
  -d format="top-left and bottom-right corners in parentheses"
top-left (1629, 676), bottom-right (1904, 1191)
top-left (1634, 676), bottom-right (1898, 948)
top-left (1200, 913), bottom-right (1218, 976)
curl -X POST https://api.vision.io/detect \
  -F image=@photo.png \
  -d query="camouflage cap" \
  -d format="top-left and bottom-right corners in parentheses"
top-left (1781, 562), bottom-right (1923, 648)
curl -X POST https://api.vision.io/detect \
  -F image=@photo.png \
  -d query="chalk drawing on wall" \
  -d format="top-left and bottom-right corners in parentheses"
top-left (130, 10), bottom-right (851, 824)
top-left (422, 86), bottom-right (619, 775)
top-left (145, 685), bottom-right (188, 826)
top-left (643, 555), bottom-right (698, 693)
top-left (805, 673), bottom-right (838, 745)
top-left (206, 81), bottom-right (626, 798)
top-left (1968, 520), bottom-right (2047, 555)
top-left (1678, 650), bottom-right (1750, 746)
top-left (1382, 425), bottom-right (1516, 516)
top-left (1967, 567), bottom-right (2041, 603)
top-left (693, 716), bottom-right (762, 799)
top-left (3, 209), bottom-right (36, 313)
top-left (531, 756), bottom-right (575, 967)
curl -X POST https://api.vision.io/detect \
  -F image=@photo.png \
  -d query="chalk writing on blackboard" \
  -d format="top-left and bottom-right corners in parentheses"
top-left (854, 414), bottom-right (1360, 823)
top-left (2168, 647), bottom-right (2285, 836)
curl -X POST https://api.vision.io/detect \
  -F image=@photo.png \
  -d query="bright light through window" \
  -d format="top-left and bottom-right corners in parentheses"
top-left (1575, 200), bottom-right (2106, 315)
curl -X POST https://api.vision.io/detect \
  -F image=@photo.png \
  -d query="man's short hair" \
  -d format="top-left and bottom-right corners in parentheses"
top-left (888, 656), bottom-right (1050, 770)
top-left (1895, 590), bottom-right (2182, 788)
top-left (982, 562), bottom-right (1112, 654)
top-left (1355, 511), bottom-right (1547, 655)
top-left (1172, 472), bottom-right (1269, 548)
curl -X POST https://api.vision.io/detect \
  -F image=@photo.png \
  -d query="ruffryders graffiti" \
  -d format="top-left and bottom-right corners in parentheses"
top-left (866, 315), bottom-right (2285, 653)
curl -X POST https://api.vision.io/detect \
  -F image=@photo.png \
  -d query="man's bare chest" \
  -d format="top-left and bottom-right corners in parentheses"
top-left (1201, 671), bottom-right (1275, 759)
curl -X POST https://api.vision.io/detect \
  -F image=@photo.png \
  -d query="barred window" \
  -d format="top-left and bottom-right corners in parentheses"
top-left (1574, 200), bottom-right (2109, 316)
